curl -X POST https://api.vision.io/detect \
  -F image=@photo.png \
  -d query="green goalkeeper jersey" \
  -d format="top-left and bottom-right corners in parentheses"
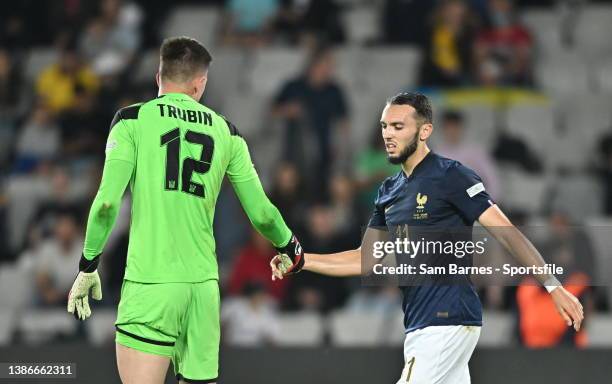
top-left (82, 93), bottom-right (291, 283)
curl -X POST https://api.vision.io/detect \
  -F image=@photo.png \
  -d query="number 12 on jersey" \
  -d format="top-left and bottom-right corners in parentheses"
top-left (160, 127), bottom-right (215, 198)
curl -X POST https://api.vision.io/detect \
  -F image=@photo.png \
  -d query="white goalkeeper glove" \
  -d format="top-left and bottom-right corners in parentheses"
top-left (67, 254), bottom-right (102, 321)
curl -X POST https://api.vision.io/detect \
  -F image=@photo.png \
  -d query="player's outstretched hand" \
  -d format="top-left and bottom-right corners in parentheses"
top-left (271, 234), bottom-right (304, 280)
top-left (550, 287), bottom-right (584, 331)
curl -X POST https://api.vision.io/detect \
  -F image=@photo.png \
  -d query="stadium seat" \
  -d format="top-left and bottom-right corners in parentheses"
top-left (574, 5), bottom-right (612, 59)
top-left (504, 103), bottom-right (556, 154)
top-left (86, 309), bottom-right (117, 346)
top-left (0, 309), bottom-right (15, 346)
top-left (381, 308), bottom-right (406, 346)
top-left (133, 49), bottom-right (159, 85)
top-left (18, 309), bottom-right (77, 344)
top-left (586, 314), bottom-right (612, 347)
top-left (329, 310), bottom-right (388, 346)
top-left (545, 130), bottom-right (592, 172)
top-left (478, 310), bottom-right (515, 347)
top-left (343, 5), bottom-right (380, 44)
top-left (551, 175), bottom-right (602, 220)
top-left (249, 48), bottom-right (305, 94)
top-left (521, 9), bottom-right (564, 60)
top-left (0, 263), bottom-right (34, 311)
top-left (275, 312), bottom-right (325, 346)
top-left (162, 6), bottom-right (221, 50)
top-left (584, 217), bottom-right (612, 309)
top-left (334, 46), bottom-right (363, 92)
top-left (220, 91), bottom-right (271, 140)
top-left (359, 47), bottom-right (421, 95)
top-left (24, 48), bottom-right (58, 82)
top-left (535, 53), bottom-right (592, 95)
top-left (458, 104), bottom-right (499, 151)
top-left (497, 166), bottom-right (550, 214)
top-left (207, 48), bottom-right (251, 96)
top-left (594, 58), bottom-right (612, 95)
top-left (586, 314), bottom-right (612, 348)
top-left (348, 89), bottom-right (391, 151)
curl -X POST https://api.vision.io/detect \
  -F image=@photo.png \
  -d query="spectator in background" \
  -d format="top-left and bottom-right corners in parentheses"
top-left (222, 0), bottom-right (280, 47)
top-left (420, 0), bottom-right (476, 87)
top-left (47, 1), bottom-right (99, 46)
top-left (269, 162), bottom-right (307, 229)
top-left (355, 125), bottom-right (399, 211)
top-left (14, 103), bottom-right (60, 174)
top-left (31, 212), bottom-right (83, 306)
top-left (37, 45), bottom-right (105, 155)
top-left (434, 110), bottom-right (500, 199)
top-left (598, 131), bottom-right (612, 215)
top-left (272, 45), bottom-right (349, 198)
top-left (221, 282), bottom-right (280, 346)
top-left (0, 49), bottom-right (25, 168)
top-left (283, 204), bottom-right (349, 312)
top-left (329, 174), bottom-right (362, 243)
top-left (0, 49), bottom-right (25, 117)
top-left (272, 0), bottom-right (346, 45)
top-left (517, 211), bottom-right (594, 348)
top-left (30, 167), bottom-right (85, 242)
top-left (78, 0), bottom-right (142, 78)
top-left (382, 0), bottom-right (434, 45)
top-left (493, 131), bottom-right (543, 173)
top-left (0, 0), bottom-right (48, 49)
top-left (36, 46), bottom-right (100, 115)
top-left (299, 0), bottom-right (345, 45)
top-left (227, 229), bottom-right (288, 301)
top-left (474, 0), bottom-right (533, 86)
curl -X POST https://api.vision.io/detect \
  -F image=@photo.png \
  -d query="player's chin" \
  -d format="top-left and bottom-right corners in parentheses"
top-left (387, 153), bottom-right (403, 165)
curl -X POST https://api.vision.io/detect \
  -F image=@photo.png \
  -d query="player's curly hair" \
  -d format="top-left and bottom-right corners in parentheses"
top-left (160, 36), bottom-right (212, 83)
top-left (387, 92), bottom-right (433, 125)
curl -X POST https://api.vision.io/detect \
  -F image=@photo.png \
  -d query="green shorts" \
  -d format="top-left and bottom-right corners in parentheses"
top-left (115, 279), bottom-right (220, 383)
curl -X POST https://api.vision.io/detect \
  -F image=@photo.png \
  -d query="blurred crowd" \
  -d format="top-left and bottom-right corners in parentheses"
top-left (0, 0), bottom-right (611, 349)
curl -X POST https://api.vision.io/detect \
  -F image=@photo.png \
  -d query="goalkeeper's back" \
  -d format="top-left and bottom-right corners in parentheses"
top-left (107, 93), bottom-right (264, 283)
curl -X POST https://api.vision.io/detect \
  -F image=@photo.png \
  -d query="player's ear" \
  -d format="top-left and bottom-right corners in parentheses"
top-left (155, 72), bottom-right (160, 87)
top-left (419, 123), bottom-right (433, 141)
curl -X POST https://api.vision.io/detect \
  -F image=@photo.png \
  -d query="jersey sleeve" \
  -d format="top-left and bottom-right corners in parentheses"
top-left (444, 163), bottom-right (494, 224)
top-left (367, 184), bottom-right (387, 227)
top-left (223, 119), bottom-right (292, 247)
top-left (105, 111), bottom-right (136, 164)
top-left (226, 128), bottom-right (258, 183)
top-left (232, 177), bottom-right (292, 248)
top-left (82, 158), bottom-right (134, 259)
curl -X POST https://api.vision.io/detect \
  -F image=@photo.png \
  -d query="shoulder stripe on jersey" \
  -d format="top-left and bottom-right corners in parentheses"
top-left (215, 112), bottom-right (241, 137)
top-left (225, 118), bottom-right (241, 137)
top-left (109, 103), bottom-right (142, 130)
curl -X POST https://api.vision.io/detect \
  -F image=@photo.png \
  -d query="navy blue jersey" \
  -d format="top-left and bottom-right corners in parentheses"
top-left (367, 152), bottom-right (494, 333)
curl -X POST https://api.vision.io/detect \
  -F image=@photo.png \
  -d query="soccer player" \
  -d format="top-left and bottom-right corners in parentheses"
top-left (271, 93), bottom-right (584, 383)
top-left (66, 37), bottom-right (303, 384)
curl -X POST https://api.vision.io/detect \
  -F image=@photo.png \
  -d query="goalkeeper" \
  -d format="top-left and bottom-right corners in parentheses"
top-left (67, 36), bottom-right (303, 384)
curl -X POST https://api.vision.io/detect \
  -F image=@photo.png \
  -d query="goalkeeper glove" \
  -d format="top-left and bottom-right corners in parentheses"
top-left (275, 234), bottom-right (304, 275)
top-left (67, 254), bottom-right (102, 321)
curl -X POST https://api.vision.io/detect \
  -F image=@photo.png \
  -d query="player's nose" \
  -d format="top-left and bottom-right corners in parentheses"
top-left (382, 131), bottom-right (394, 140)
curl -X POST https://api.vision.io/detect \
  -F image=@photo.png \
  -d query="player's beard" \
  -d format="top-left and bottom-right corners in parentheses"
top-left (387, 130), bottom-right (419, 165)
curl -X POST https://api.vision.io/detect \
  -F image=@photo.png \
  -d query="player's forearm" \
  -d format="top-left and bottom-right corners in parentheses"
top-left (490, 226), bottom-right (556, 286)
top-left (82, 159), bottom-right (133, 259)
top-left (232, 178), bottom-right (291, 247)
top-left (480, 206), bottom-right (559, 288)
top-left (303, 249), bottom-right (361, 276)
